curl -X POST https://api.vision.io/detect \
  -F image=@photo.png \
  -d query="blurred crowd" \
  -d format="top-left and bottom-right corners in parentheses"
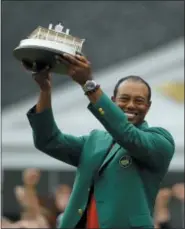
top-left (1, 168), bottom-right (184, 229)
top-left (2, 169), bottom-right (71, 228)
top-left (154, 183), bottom-right (184, 229)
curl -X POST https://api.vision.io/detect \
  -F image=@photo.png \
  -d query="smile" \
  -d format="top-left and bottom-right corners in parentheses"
top-left (124, 112), bottom-right (137, 119)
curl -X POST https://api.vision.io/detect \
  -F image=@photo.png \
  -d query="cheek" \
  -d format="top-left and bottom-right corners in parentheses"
top-left (116, 102), bottom-right (126, 108)
top-left (137, 105), bottom-right (149, 115)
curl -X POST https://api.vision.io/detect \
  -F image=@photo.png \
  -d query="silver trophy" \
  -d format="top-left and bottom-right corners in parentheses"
top-left (13, 23), bottom-right (85, 74)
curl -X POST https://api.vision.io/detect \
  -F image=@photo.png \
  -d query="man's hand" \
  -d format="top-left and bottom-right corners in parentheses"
top-left (22, 61), bottom-right (52, 92)
top-left (32, 67), bottom-right (52, 92)
top-left (56, 53), bottom-right (92, 85)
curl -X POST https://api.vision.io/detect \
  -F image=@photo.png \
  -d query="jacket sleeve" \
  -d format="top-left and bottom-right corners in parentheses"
top-left (27, 106), bottom-right (88, 167)
top-left (88, 93), bottom-right (175, 170)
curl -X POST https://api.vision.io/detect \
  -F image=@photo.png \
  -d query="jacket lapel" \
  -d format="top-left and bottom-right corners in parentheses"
top-left (97, 121), bottom-right (148, 174)
top-left (98, 143), bottom-right (121, 173)
top-left (91, 132), bottom-right (113, 171)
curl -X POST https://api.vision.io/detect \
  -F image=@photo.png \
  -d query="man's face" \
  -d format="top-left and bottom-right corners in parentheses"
top-left (112, 80), bottom-right (151, 125)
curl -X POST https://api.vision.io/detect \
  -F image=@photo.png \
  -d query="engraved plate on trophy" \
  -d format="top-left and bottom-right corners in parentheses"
top-left (13, 23), bottom-right (85, 74)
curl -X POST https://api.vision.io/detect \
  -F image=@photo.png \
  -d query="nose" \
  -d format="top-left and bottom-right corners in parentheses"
top-left (126, 100), bottom-right (135, 110)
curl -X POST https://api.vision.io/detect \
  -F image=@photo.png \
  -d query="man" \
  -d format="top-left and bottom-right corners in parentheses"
top-left (25, 53), bottom-right (175, 228)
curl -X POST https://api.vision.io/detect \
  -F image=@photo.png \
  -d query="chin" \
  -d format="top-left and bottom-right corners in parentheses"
top-left (128, 119), bottom-right (139, 125)
top-left (128, 119), bottom-right (136, 124)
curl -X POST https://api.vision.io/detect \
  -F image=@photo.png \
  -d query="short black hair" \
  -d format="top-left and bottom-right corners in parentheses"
top-left (113, 75), bottom-right (151, 102)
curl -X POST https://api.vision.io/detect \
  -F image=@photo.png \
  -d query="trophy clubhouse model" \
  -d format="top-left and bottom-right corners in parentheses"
top-left (13, 23), bottom-right (85, 74)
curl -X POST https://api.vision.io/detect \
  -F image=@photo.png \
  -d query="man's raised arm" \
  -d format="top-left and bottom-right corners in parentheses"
top-left (23, 64), bottom-right (87, 167)
top-left (57, 54), bottom-right (175, 171)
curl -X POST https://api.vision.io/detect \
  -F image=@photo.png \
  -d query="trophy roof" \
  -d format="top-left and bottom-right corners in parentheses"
top-left (28, 25), bottom-right (85, 52)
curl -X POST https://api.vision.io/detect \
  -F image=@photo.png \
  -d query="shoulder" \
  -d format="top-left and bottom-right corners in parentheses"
top-left (146, 126), bottom-right (175, 146)
top-left (89, 129), bottom-right (107, 137)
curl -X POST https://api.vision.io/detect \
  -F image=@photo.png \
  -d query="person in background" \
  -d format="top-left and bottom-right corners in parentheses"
top-left (154, 183), bottom-right (184, 229)
top-left (55, 184), bottom-right (72, 228)
top-left (1, 217), bottom-right (13, 228)
top-left (154, 188), bottom-right (172, 229)
top-left (12, 168), bottom-right (50, 228)
top-left (2, 167), bottom-right (73, 229)
top-left (172, 183), bottom-right (184, 202)
top-left (55, 184), bottom-right (71, 213)
top-left (172, 182), bottom-right (184, 229)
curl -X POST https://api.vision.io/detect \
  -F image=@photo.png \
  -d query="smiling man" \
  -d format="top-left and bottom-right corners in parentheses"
top-left (25, 54), bottom-right (175, 229)
top-left (112, 76), bottom-right (151, 125)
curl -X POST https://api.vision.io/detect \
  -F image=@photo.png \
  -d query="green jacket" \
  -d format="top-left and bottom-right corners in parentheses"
top-left (27, 93), bottom-right (175, 228)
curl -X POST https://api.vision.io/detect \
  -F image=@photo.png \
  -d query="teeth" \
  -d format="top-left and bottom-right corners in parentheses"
top-left (125, 113), bottom-right (135, 118)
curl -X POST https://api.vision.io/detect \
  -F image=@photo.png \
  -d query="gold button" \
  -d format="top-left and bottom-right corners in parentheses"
top-left (100, 110), bottom-right (105, 115)
top-left (98, 108), bottom-right (103, 112)
top-left (78, 209), bottom-right (83, 215)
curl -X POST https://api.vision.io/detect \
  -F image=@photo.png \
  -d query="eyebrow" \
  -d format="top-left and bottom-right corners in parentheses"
top-left (117, 94), bottom-right (129, 97)
top-left (118, 94), bottom-right (146, 100)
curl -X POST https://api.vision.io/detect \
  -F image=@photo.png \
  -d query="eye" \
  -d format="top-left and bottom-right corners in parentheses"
top-left (135, 99), bottom-right (145, 104)
top-left (118, 97), bottom-right (129, 102)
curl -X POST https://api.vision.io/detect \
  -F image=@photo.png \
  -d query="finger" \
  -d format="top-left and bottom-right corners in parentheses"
top-left (32, 65), bottom-right (50, 81)
top-left (62, 53), bottom-right (83, 66)
top-left (32, 62), bottom-right (37, 72)
top-left (67, 68), bottom-right (76, 77)
top-left (75, 51), bottom-right (89, 63)
top-left (55, 55), bottom-right (71, 66)
top-left (32, 65), bottom-right (50, 74)
top-left (75, 54), bottom-right (89, 64)
top-left (75, 51), bottom-right (83, 56)
top-left (37, 64), bottom-right (51, 73)
top-left (42, 65), bottom-right (50, 72)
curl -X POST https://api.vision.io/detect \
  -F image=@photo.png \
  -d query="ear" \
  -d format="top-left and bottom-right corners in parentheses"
top-left (148, 100), bottom-right (152, 108)
top-left (111, 96), bottom-right (115, 102)
top-left (145, 101), bottom-right (152, 114)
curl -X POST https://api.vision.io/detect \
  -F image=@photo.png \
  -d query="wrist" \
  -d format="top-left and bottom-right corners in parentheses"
top-left (82, 80), bottom-right (100, 95)
top-left (79, 75), bottom-right (93, 86)
top-left (87, 87), bottom-right (103, 104)
top-left (40, 88), bottom-right (51, 94)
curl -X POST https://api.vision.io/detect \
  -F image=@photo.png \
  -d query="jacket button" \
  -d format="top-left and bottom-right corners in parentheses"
top-left (78, 209), bottom-right (83, 215)
top-left (100, 111), bottom-right (105, 115)
top-left (98, 108), bottom-right (105, 115)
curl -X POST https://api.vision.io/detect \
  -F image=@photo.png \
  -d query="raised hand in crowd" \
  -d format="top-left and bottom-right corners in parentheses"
top-left (55, 184), bottom-right (71, 212)
top-left (172, 183), bottom-right (184, 202)
top-left (154, 188), bottom-right (172, 229)
top-left (13, 169), bottom-right (50, 228)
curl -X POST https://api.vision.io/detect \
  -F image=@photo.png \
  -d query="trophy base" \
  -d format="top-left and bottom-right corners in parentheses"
top-left (13, 39), bottom-right (76, 75)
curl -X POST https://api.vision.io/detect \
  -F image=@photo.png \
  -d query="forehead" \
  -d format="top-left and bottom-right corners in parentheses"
top-left (117, 80), bottom-right (149, 98)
